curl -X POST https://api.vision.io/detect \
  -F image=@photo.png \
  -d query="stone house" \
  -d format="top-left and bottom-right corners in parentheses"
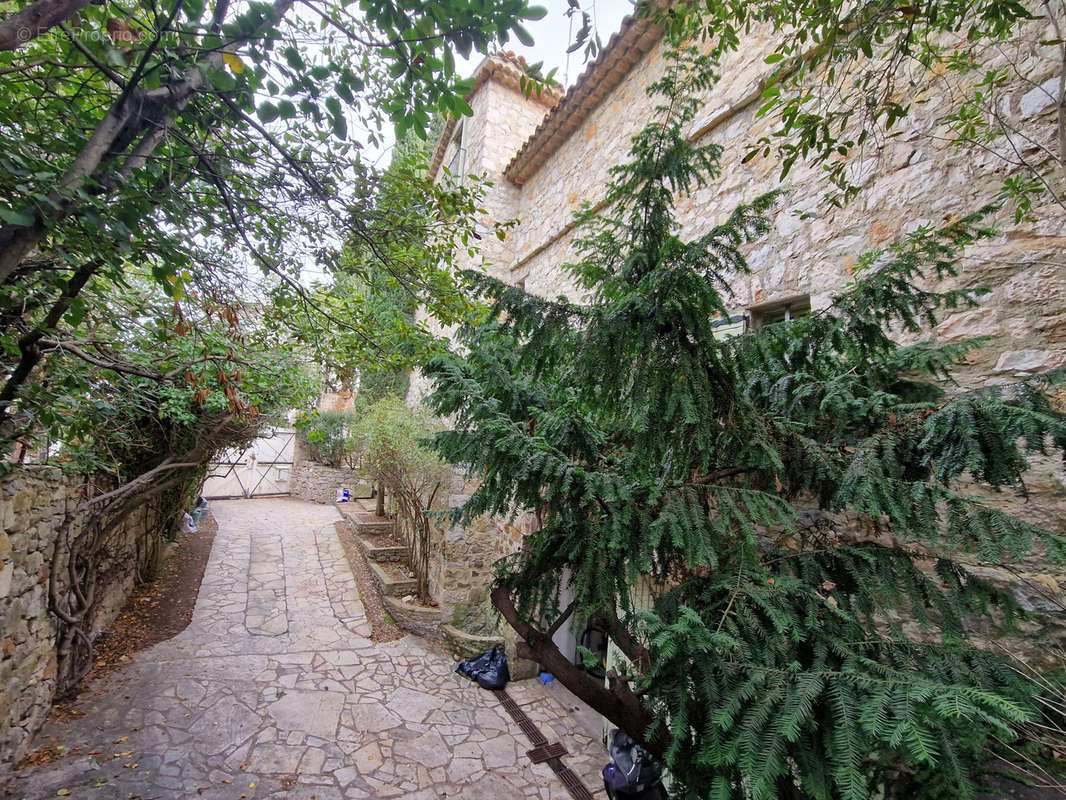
top-left (410, 13), bottom-right (1066, 669)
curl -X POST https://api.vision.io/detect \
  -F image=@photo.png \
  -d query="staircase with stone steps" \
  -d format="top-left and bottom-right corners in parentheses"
top-left (335, 498), bottom-right (445, 640)
top-left (336, 505), bottom-right (410, 563)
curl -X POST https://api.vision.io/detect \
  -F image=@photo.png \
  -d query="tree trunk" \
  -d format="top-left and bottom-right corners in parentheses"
top-left (0, 0), bottom-right (93, 51)
top-left (490, 583), bottom-right (662, 755)
top-left (375, 482), bottom-right (385, 517)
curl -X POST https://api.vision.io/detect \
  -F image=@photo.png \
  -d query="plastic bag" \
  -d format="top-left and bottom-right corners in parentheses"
top-left (602, 729), bottom-right (663, 797)
top-left (455, 647), bottom-right (510, 690)
top-left (190, 497), bottom-right (210, 524)
top-left (602, 764), bottom-right (667, 799)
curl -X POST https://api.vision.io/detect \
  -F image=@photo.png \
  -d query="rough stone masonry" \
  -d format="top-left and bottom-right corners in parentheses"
top-left (0, 466), bottom-right (179, 765)
top-left (409, 12), bottom-right (1066, 661)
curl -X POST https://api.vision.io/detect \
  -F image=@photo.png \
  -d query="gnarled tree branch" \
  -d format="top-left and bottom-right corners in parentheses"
top-left (0, 0), bottom-right (94, 51)
top-left (490, 582), bottom-right (662, 755)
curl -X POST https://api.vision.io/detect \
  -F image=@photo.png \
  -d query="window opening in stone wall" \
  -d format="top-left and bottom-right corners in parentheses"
top-left (711, 314), bottom-right (748, 340)
top-left (447, 122), bottom-right (467, 183)
top-left (748, 294), bottom-right (811, 329)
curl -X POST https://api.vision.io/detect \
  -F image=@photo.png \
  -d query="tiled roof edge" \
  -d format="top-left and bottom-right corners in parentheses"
top-left (427, 53), bottom-right (561, 182)
top-left (503, 14), bottom-right (664, 186)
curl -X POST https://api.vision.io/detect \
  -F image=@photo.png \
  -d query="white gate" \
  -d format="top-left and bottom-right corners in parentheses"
top-left (201, 427), bottom-right (295, 499)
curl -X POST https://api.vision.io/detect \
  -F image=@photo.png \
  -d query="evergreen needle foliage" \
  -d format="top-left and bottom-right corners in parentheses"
top-left (425, 47), bottom-right (1066, 799)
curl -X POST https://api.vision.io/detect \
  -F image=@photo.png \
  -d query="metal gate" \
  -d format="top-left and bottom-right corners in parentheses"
top-left (201, 427), bottom-right (295, 499)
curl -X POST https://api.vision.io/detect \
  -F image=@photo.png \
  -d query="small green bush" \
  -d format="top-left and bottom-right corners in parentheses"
top-left (296, 410), bottom-right (359, 468)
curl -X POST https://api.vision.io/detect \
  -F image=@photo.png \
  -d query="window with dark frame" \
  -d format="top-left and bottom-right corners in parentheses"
top-left (447, 122), bottom-right (467, 182)
top-left (748, 294), bottom-right (811, 329)
top-left (711, 314), bottom-right (748, 340)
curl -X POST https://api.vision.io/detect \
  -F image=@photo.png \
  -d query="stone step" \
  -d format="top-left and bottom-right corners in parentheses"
top-left (356, 534), bottom-right (409, 564)
top-left (384, 596), bottom-right (442, 640)
top-left (354, 520), bottom-right (395, 536)
top-left (440, 624), bottom-right (505, 661)
top-left (337, 505), bottom-right (395, 535)
top-left (368, 560), bottom-right (418, 598)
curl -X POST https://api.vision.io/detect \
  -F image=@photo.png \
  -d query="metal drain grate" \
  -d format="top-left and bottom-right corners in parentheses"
top-left (493, 689), bottom-right (548, 746)
top-left (527, 742), bottom-right (568, 763)
top-left (493, 689), bottom-right (597, 800)
top-left (548, 761), bottom-right (597, 800)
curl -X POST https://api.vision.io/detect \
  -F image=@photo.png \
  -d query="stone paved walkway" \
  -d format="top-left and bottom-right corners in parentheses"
top-left (6, 498), bottom-right (606, 799)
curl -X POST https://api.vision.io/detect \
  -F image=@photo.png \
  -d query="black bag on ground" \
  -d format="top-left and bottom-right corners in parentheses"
top-left (602, 729), bottom-right (666, 799)
top-left (455, 647), bottom-right (510, 690)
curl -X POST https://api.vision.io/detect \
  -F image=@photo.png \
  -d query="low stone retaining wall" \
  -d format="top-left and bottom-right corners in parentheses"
top-left (441, 624), bottom-right (505, 661)
top-left (337, 507), bottom-right (409, 562)
top-left (354, 535), bottom-right (408, 563)
top-left (0, 466), bottom-right (184, 767)
top-left (369, 561), bottom-right (418, 598)
top-left (339, 498), bottom-right (528, 667)
top-left (290, 461), bottom-right (372, 505)
top-left (382, 596), bottom-right (442, 640)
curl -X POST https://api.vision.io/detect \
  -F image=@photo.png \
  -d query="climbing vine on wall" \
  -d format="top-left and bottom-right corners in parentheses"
top-left (23, 282), bottom-right (315, 695)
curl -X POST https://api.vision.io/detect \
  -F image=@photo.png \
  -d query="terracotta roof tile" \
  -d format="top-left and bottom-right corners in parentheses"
top-left (503, 14), bottom-right (663, 186)
top-left (427, 52), bottom-right (561, 181)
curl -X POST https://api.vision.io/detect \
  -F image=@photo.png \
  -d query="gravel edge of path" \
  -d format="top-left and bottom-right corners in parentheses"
top-left (334, 519), bottom-right (405, 642)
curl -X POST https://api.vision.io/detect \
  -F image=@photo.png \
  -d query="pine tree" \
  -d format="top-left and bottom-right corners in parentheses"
top-left (424, 47), bottom-right (1066, 799)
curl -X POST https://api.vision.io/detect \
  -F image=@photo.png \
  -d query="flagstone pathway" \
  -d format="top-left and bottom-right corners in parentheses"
top-left (5, 498), bottom-right (606, 799)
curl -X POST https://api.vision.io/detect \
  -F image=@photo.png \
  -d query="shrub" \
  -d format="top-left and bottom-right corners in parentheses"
top-left (351, 396), bottom-right (452, 602)
top-left (296, 410), bottom-right (360, 469)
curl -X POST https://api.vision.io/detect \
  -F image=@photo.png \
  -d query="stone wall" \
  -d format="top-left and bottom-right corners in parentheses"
top-left (0, 466), bottom-right (181, 766)
top-left (426, 486), bottom-right (535, 636)
top-left (408, 479), bottom-right (538, 675)
top-left (290, 433), bottom-right (372, 505)
top-left (317, 391), bottom-right (356, 414)
top-left (408, 57), bottom-right (557, 404)
top-left (289, 460), bottom-right (371, 505)
top-left (511, 20), bottom-right (1066, 384)
top-left (411, 16), bottom-right (1066, 662)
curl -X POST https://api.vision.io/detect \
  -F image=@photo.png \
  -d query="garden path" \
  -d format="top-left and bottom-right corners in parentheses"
top-left (7, 498), bottom-right (605, 799)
